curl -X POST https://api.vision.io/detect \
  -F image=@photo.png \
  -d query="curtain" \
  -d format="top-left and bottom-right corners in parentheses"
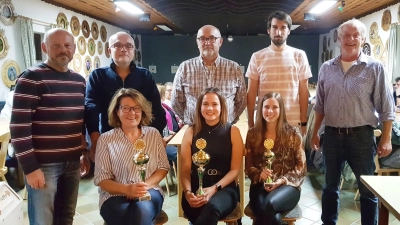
top-left (388, 23), bottom-right (400, 83)
top-left (20, 17), bottom-right (36, 69)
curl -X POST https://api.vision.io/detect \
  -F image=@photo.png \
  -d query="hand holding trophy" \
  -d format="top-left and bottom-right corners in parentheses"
top-left (263, 138), bottom-right (275, 186)
top-left (133, 138), bottom-right (151, 201)
top-left (192, 138), bottom-right (210, 196)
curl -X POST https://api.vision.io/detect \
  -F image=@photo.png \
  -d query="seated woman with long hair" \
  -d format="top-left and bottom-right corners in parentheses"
top-left (180, 87), bottom-right (244, 225)
top-left (245, 92), bottom-right (306, 225)
top-left (94, 88), bottom-right (169, 225)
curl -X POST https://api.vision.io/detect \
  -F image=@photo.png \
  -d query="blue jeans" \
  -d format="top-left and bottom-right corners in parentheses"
top-left (100, 189), bottom-right (163, 225)
top-left (321, 126), bottom-right (377, 225)
top-left (166, 145), bottom-right (177, 166)
top-left (26, 160), bottom-right (81, 225)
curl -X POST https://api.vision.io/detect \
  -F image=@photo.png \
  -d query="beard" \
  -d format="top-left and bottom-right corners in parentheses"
top-left (271, 36), bottom-right (287, 46)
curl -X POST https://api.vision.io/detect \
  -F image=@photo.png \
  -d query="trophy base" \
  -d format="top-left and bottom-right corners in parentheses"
top-left (264, 182), bottom-right (274, 187)
top-left (138, 192), bottom-right (151, 201)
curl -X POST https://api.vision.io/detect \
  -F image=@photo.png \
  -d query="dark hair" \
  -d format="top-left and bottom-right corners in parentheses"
top-left (108, 88), bottom-right (153, 128)
top-left (267, 11), bottom-right (292, 30)
top-left (252, 92), bottom-right (288, 151)
top-left (395, 77), bottom-right (400, 82)
top-left (192, 87), bottom-right (228, 136)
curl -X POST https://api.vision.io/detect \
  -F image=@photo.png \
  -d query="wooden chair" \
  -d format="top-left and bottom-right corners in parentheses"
top-left (244, 203), bottom-right (302, 225)
top-left (104, 209), bottom-right (168, 225)
top-left (164, 161), bottom-right (177, 196)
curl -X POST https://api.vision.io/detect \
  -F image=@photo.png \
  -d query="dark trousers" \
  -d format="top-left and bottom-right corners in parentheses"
top-left (182, 184), bottom-right (239, 225)
top-left (249, 183), bottom-right (300, 225)
top-left (321, 126), bottom-right (377, 225)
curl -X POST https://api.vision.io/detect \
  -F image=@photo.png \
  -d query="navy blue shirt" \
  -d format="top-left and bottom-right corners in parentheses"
top-left (85, 61), bottom-right (166, 134)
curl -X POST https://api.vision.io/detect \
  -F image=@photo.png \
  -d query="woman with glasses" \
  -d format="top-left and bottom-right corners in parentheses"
top-left (245, 92), bottom-right (306, 225)
top-left (94, 88), bottom-right (169, 225)
top-left (180, 87), bottom-right (244, 225)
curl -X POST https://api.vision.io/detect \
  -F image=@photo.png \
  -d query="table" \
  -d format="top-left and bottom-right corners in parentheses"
top-left (360, 176), bottom-right (400, 224)
top-left (168, 122), bottom-right (248, 217)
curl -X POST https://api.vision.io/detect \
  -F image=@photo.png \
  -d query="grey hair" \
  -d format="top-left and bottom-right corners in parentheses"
top-left (338, 19), bottom-right (367, 40)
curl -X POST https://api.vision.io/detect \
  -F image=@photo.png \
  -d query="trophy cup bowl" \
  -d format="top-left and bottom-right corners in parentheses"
top-left (192, 138), bottom-right (210, 196)
top-left (263, 139), bottom-right (275, 186)
top-left (133, 139), bottom-right (151, 201)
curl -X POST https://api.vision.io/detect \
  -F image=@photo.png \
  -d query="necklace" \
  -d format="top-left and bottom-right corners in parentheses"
top-left (205, 123), bottom-right (221, 134)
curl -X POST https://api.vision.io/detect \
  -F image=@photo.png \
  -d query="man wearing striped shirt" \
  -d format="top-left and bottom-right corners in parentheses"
top-left (171, 25), bottom-right (247, 125)
top-left (10, 28), bottom-right (90, 225)
top-left (246, 11), bottom-right (311, 134)
top-left (311, 19), bottom-right (394, 225)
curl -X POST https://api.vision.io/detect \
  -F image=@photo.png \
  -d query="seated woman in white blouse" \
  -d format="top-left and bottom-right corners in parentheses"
top-left (94, 88), bottom-right (169, 225)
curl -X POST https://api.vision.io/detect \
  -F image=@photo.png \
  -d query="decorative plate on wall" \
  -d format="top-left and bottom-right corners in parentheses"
top-left (134, 36), bottom-right (140, 49)
top-left (329, 49), bottom-right (333, 59)
top-left (136, 50), bottom-right (141, 62)
top-left (321, 52), bottom-right (325, 63)
top-left (328, 37), bottom-right (331, 48)
top-left (70, 16), bottom-right (80, 37)
top-left (398, 5), bottom-right (400, 22)
top-left (333, 29), bottom-right (338, 43)
top-left (100, 25), bottom-right (107, 42)
top-left (77, 36), bottom-right (86, 55)
top-left (1, 59), bottom-right (20, 88)
top-left (369, 22), bottom-right (379, 45)
top-left (105, 42), bottom-right (110, 58)
top-left (322, 36), bottom-right (327, 52)
top-left (94, 56), bottom-right (100, 69)
top-left (362, 43), bottom-right (371, 56)
top-left (324, 50), bottom-right (329, 62)
top-left (56, 13), bottom-right (68, 30)
top-left (373, 38), bottom-right (383, 59)
top-left (81, 20), bottom-right (90, 38)
top-left (91, 22), bottom-right (99, 40)
top-left (83, 55), bottom-right (92, 76)
top-left (381, 10), bottom-right (391, 32)
top-left (0, 0), bottom-right (16, 25)
top-left (97, 40), bottom-right (103, 55)
top-left (73, 53), bottom-right (82, 72)
top-left (88, 38), bottom-right (96, 56)
top-left (0, 29), bottom-right (10, 59)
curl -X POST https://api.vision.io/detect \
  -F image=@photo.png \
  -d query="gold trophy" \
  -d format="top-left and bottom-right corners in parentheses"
top-left (133, 138), bottom-right (151, 201)
top-left (192, 138), bottom-right (210, 196)
top-left (263, 139), bottom-right (275, 185)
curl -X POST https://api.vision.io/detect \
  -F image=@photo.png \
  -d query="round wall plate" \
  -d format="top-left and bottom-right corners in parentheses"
top-left (81, 20), bottom-right (90, 38)
top-left (2, 59), bottom-right (20, 88)
top-left (91, 22), bottom-right (99, 40)
top-left (88, 38), bottom-right (96, 56)
top-left (70, 16), bottom-right (80, 36)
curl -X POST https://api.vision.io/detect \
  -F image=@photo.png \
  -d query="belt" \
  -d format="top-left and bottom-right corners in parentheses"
top-left (191, 169), bottom-right (223, 176)
top-left (326, 125), bottom-right (371, 134)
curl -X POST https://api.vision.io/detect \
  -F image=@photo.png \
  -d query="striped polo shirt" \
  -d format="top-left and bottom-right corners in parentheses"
top-left (246, 46), bottom-right (312, 126)
top-left (10, 63), bottom-right (86, 175)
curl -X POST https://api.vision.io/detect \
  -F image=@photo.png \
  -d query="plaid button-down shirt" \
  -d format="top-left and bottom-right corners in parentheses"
top-left (171, 55), bottom-right (247, 125)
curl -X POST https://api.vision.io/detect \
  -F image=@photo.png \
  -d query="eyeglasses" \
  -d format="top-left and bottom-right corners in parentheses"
top-left (119, 105), bottom-right (141, 113)
top-left (111, 43), bottom-right (135, 50)
top-left (197, 36), bottom-right (220, 44)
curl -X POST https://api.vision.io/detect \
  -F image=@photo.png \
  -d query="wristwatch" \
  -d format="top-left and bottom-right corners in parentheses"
top-left (215, 184), bottom-right (222, 191)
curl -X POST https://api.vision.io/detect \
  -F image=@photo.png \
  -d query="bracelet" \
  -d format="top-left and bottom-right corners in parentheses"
top-left (183, 190), bottom-right (192, 195)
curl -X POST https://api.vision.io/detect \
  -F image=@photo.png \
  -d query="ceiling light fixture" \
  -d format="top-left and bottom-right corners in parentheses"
top-left (309, 0), bottom-right (337, 14)
top-left (113, 0), bottom-right (144, 15)
top-left (155, 24), bottom-right (172, 31)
